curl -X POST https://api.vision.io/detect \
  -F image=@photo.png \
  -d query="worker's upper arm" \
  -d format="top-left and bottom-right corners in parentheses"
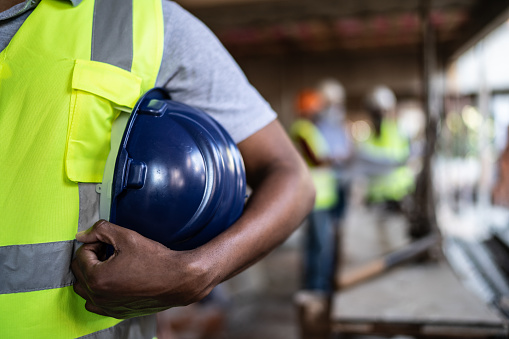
top-left (238, 120), bottom-right (306, 187)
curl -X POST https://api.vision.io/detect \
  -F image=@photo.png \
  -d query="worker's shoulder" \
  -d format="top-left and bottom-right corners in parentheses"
top-left (161, 0), bottom-right (188, 16)
top-left (160, 0), bottom-right (207, 31)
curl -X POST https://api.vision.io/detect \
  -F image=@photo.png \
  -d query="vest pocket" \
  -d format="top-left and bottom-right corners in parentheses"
top-left (65, 59), bottom-right (142, 183)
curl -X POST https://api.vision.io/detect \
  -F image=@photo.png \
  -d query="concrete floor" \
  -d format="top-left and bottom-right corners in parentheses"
top-left (224, 244), bottom-right (302, 339)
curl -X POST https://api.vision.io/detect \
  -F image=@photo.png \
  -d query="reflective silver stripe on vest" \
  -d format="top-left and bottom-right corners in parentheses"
top-left (92, 0), bottom-right (133, 71)
top-left (0, 241), bottom-right (75, 294)
top-left (0, 187), bottom-right (98, 295)
top-left (79, 183), bottom-right (101, 233)
top-left (77, 315), bottom-right (157, 339)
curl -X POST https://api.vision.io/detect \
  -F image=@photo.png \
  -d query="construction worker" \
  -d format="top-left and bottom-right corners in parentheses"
top-left (316, 78), bottom-right (354, 222)
top-left (0, 1), bottom-right (315, 338)
top-left (291, 89), bottom-right (339, 293)
top-left (360, 85), bottom-right (415, 210)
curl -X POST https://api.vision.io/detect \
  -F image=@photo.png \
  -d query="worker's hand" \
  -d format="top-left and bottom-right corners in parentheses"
top-left (71, 220), bottom-right (217, 319)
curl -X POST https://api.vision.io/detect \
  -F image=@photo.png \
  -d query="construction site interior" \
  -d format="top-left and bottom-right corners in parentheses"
top-left (158, 1), bottom-right (509, 338)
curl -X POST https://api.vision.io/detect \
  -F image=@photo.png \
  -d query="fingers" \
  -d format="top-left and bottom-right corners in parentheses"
top-left (72, 242), bottom-right (107, 302)
top-left (84, 302), bottom-right (145, 319)
top-left (85, 301), bottom-right (110, 317)
top-left (81, 242), bottom-right (107, 265)
top-left (72, 260), bottom-right (98, 309)
top-left (72, 257), bottom-right (112, 316)
top-left (76, 220), bottom-right (121, 245)
top-left (72, 277), bottom-right (87, 299)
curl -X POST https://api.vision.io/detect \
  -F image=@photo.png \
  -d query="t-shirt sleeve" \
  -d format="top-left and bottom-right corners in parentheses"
top-left (155, 1), bottom-right (277, 143)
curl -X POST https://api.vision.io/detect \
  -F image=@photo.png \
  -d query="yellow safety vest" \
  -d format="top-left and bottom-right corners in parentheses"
top-left (0, 0), bottom-right (163, 337)
top-left (362, 119), bottom-right (414, 202)
top-left (290, 119), bottom-right (338, 210)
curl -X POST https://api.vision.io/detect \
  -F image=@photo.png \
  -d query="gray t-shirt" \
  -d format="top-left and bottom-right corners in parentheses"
top-left (0, 0), bottom-right (276, 142)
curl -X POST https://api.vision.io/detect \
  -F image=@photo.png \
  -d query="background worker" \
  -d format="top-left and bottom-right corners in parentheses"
top-left (0, 1), bottom-right (315, 338)
top-left (360, 85), bottom-right (415, 212)
top-left (316, 78), bottom-right (354, 224)
top-left (290, 89), bottom-right (339, 294)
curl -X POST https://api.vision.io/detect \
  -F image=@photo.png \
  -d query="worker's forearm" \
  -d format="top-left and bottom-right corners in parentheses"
top-left (197, 156), bottom-right (315, 285)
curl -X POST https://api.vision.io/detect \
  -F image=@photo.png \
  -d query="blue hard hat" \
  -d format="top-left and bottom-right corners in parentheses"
top-left (97, 88), bottom-right (246, 250)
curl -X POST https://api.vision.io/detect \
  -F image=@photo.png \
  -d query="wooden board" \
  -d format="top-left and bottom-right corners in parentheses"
top-left (332, 261), bottom-right (507, 337)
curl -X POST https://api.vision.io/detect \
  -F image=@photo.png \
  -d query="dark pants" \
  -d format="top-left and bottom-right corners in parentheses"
top-left (303, 208), bottom-right (337, 292)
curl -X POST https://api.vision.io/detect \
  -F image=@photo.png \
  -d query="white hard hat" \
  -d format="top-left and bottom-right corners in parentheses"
top-left (365, 85), bottom-right (396, 112)
top-left (318, 78), bottom-right (345, 106)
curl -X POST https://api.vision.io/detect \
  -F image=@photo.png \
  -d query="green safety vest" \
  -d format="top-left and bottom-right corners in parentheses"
top-left (362, 119), bottom-right (414, 202)
top-left (0, 0), bottom-right (163, 337)
top-left (290, 119), bottom-right (337, 210)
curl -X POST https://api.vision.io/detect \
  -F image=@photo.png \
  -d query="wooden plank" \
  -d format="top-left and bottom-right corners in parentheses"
top-left (337, 234), bottom-right (439, 289)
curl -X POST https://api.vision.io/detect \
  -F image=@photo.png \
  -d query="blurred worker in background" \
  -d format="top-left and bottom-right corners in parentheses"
top-left (316, 78), bottom-right (354, 224)
top-left (360, 85), bottom-right (415, 212)
top-left (290, 89), bottom-right (340, 293)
